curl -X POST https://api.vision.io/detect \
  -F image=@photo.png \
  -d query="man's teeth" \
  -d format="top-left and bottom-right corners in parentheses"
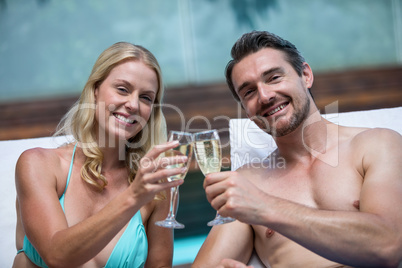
top-left (115, 114), bottom-right (135, 124)
top-left (267, 104), bottom-right (287, 116)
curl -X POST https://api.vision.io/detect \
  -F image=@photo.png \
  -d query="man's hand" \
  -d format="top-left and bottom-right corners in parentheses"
top-left (203, 171), bottom-right (268, 225)
top-left (217, 258), bottom-right (254, 268)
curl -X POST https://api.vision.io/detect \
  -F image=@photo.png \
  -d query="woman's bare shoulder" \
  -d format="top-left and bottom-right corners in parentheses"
top-left (17, 143), bottom-right (74, 167)
top-left (16, 143), bottom-right (76, 188)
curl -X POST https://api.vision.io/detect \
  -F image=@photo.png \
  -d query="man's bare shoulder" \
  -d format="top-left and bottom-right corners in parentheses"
top-left (342, 127), bottom-right (402, 175)
top-left (346, 126), bottom-right (402, 148)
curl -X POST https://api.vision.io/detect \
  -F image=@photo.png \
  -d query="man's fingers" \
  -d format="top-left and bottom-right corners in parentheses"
top-left (218, 258), bottom-right (251, 268)
top-left (203, 171), bottom-right (232, 188)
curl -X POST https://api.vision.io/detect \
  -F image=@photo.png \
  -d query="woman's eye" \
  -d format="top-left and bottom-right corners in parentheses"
top-left (117, 87), bottom-right (128, 93)
top-left (141, 95), bottom-right (153, 102)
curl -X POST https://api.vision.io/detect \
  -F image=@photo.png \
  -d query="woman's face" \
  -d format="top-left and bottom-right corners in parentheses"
top-left (94, 59), bottom-right (158, 144)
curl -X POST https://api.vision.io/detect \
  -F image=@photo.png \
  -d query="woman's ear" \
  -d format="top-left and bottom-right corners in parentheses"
top-left (94, 87), bottom-right (98, 103)
top-left (302, 62), bottom-right (314, 89)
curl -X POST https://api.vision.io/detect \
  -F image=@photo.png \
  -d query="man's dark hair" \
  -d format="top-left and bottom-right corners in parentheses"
top-left (225, 31), bottom-right (309, 101)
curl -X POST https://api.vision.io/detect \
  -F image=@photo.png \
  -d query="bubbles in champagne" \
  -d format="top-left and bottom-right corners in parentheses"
top-left (194, 139), bottom-right (222, 175)
top-left (165, 144), bottom-right (193, 181)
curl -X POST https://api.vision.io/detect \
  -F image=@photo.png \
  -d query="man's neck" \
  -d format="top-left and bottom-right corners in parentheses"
top-left (273, 110), bottom-right (338, 163)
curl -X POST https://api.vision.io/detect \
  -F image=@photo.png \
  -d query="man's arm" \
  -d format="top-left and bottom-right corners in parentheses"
top-left (192, 220), bottom-right (254, 267)
top-left (272, 128), bottom-right (402, 267)
top-left (204, 129), bottom-right (402, 267)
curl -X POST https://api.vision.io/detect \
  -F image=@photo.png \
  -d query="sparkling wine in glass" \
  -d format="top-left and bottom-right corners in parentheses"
top-left (194, 129), bottom-right (235, 226)
top-left (155, 131), bottom-right (193, 229)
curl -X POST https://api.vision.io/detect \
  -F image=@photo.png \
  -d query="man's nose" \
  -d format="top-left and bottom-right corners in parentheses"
top-left (258, 85), bottom-right (276, 104)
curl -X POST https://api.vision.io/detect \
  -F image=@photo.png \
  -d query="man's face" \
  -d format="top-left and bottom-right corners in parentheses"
top-left (231, 48), bottom-right (313, 137)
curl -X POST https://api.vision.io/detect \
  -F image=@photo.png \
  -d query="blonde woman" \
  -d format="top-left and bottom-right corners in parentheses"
top-left (13, 42), bottom-right (186, 268)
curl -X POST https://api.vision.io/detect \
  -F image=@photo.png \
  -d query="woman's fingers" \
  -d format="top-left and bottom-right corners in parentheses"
top-left (144, 140), bottom-right (179, 160)
top-left (155, 177), bottom-right (184, 190)
top-left (132, 141), bottom-right (192, 196)
top-left (139, 154), bottom-right (188, 174)
top-left (139, 140), bottom-right (189, 174)
top-left (147, 166), bottom-right (188, 184)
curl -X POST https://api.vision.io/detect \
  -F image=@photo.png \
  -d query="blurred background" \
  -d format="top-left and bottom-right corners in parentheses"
top-left (1, 0), bottom-right (402, 266)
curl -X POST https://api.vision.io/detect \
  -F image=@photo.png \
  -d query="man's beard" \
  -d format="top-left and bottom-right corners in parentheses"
top-left (255, 94), bottom-right (311, 137)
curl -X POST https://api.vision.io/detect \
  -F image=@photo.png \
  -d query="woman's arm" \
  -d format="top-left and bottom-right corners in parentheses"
top-left (144, 197), bottom-right (174, 268)
top-left (16, 142), bottom-right (186, 268)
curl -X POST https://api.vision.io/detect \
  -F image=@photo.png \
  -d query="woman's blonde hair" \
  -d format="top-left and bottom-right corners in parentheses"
top-left (55, 42), bottom-right (167, 191)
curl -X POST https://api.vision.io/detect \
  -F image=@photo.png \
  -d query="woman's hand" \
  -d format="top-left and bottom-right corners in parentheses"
top-left (129, 140), bottom-right (187, 206)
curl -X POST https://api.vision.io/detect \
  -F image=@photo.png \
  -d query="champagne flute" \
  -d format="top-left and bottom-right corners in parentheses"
top-left (155, 131), bottom-right (193, 229)
top-left (194, 129), bottom-right (235, 226)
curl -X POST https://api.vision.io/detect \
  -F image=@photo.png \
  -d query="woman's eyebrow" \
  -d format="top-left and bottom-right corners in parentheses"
top-left (114, 79), bottom-right (133, 89)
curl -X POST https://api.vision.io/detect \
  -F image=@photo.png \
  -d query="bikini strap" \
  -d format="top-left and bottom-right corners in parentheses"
top-left (63, 143), bottom-right (77, 196)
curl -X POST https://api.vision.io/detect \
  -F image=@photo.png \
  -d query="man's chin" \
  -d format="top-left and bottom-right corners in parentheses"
top-left (252, 118), bottom-right (272, 134)
top-left (253, 119), bottom-right (290, 138)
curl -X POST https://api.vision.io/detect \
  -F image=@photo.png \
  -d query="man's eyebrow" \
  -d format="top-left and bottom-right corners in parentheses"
top-left (237, 81), bottom-right (251, 95)
top-left (261, 67), bottom-right (285, 78)
top-left (236, 67), bottom-right (285, 94)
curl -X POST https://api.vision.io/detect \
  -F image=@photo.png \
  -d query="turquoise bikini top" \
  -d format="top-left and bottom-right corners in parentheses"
top-left (18, 143), bottom-right (148, 267)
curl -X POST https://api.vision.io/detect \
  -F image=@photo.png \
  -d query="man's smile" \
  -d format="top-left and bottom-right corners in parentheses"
top-left (262, 102), bottom-right (289, 117)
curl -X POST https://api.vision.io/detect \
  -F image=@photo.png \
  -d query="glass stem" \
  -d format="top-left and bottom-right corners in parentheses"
top-left (167, 186), bottom-right (179, 219)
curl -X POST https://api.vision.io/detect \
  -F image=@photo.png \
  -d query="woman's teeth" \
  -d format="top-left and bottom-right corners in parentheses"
top-left (114, 114), bottom-right (135, 124)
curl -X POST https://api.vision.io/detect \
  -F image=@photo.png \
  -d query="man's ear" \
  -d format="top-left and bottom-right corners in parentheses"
top-left (302, 62), bottom-right (314, 89)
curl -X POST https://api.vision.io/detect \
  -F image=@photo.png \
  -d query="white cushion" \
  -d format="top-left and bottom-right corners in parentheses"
top-left (0, 135), bottom-right (72, 267)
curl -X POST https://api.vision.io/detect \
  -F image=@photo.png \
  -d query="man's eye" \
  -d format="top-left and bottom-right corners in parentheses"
top-left (271, 75), bottom-right (282, 82)
top-left (244, 88), bottom-right (255, 97)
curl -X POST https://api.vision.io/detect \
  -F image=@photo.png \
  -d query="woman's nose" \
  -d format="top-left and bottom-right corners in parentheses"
top-left (125, 95), bottom-right (139, 112)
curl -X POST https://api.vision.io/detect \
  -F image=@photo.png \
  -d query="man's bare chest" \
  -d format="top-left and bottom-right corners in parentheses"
top-left (249, 160), bottom-right (362, 268)
top-left (253, 157), bottom-right (363, 211)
